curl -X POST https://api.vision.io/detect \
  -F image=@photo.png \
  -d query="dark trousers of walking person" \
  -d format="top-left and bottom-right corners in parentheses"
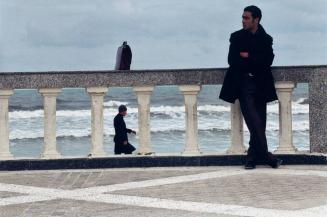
top-left (239, 74), bottom-right (276, 164)
top-left (114, 142), bottom-right (135, 155)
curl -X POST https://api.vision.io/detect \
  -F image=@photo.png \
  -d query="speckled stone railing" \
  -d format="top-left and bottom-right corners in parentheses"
top-left (0, 65), bottom-right (326, 159)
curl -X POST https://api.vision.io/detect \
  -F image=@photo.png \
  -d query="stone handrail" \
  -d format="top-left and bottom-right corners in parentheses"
top-left (0, 65), bottom-right (326, 88)
top-left (0, 65), bottom-right (326, 159)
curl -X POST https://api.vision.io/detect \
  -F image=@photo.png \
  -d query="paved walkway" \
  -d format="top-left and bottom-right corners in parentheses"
top-left (0, 165), bottom-right (326, 217)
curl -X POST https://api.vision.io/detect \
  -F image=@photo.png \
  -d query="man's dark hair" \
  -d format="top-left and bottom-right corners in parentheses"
top-left (244, 5), bottom-right (262, 22)
top-left (118, 105), bottom-right (127, 113)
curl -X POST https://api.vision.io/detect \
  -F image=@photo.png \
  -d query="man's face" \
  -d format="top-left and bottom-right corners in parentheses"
top-left (242, 11), bottom-right (258, 30)
top-left (122, 111), bottom-right (127, 116)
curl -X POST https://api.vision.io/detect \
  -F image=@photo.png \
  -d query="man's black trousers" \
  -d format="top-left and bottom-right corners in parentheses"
top-left (238, 75), bottom-right (276, 163)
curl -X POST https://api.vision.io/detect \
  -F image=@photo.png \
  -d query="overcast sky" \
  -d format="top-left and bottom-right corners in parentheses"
top-left (0, 0), bottom-right (326, 72)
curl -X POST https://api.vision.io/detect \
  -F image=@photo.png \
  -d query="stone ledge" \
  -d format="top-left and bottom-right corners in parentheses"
top-left (1, 65), bottom-right (326, 89)
top-left (0, 154), bottom-right (325, 171)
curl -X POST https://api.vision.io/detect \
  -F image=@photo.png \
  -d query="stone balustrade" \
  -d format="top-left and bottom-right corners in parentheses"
top-left (0, 65), bottom-right (326, 160)
top-left (133, 86), bottom-right (154, 155)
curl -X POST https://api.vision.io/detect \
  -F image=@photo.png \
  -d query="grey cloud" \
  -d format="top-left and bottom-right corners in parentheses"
top-left (0, 0), bottom-right (326, 72)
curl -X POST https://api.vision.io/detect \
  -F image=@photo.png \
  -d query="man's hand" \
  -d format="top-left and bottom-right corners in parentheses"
top-left (240, 52), bottom-right (249, 58)
top-left (123, 141), bottom-right (128, 145)
top-left (132, 130), bottom-right (136, 135)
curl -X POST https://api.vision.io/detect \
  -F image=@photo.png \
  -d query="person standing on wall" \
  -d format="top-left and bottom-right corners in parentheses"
top-left (115, 41), bottom-right (132, 70)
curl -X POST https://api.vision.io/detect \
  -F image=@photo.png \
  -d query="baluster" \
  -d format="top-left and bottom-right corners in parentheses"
top-left (133, 86), bottom-right (154, 155)
top-left (227, 99), bottom-right (246, 154)
top-left (39, 88), bottom-right (62, 158)
top-left (0, 89), bottom-right (14, 159)
top-left (179, 85), bottom-right (201, 155)
top-left (275, 82), bottom-right (297, 153)
top-left (86, 87), bottom-right (108, 157)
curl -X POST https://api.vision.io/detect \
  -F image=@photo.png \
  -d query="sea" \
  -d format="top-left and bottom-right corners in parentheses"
top-left (9, 84), bottom-right (309, 157)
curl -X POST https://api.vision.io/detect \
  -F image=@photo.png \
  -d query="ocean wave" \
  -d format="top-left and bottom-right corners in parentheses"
top-left (9, 99), bottom-right (309, 120)
top-left (295, 98), bottom-right (308, 104)
top-left (10, 128), bottom-right (92, 140)
top-left (10, 128), bottom-right (235, 141)
top-left (9, 100), bottom-right (129, 112)
top-left (9, 105), bottom-right (44, 111)
top-left (103, 100), bottom-right (129, 107)
top-left (266, 102), bottom-right (309, 115)
top-left (9, 118), bottom-right (309, 140)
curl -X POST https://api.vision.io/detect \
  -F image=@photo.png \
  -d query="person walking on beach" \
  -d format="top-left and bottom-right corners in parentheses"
top-left (219, 5), bottom-right (282, 169)
top-left (113, 105), bottom-right (136, 154)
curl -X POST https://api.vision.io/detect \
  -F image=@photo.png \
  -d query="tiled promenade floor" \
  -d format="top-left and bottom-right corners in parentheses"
top-left (0, 165), bottom-right (326, 217)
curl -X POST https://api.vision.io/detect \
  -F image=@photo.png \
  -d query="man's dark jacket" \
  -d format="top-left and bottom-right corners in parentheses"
top-left (115, 43), bottom-right (132, 70)
top-left (219, 24), bottom-right (278, 103)
top-left (113, 113), bottom-right (132, 144)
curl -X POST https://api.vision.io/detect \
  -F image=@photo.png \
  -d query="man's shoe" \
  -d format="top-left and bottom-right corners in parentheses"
top-left (244, 161), bottom-right (256, 169)
top-left (269, 159), bottom-right (283, 169)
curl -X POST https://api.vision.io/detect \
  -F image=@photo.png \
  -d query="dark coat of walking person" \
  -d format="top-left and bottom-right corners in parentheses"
top-left (219, 5), bottom-right (282, 169)
top-left (113, 105), bottom-right (136, 154)
top-left (115, 41), bottom-right (132, 70)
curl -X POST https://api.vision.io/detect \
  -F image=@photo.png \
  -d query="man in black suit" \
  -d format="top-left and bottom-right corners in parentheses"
top-left (113, 105), bottom-right (136, 154)
top-left (219, 5), bottom-right (282, 169)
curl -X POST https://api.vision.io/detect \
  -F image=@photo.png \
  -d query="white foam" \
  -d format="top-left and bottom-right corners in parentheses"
top-left (8, 100), bottom-right (310, 140)
top-left (10, 110), bottom-right (44, 119)
top-left (9, 117), bottom-right (309, 140)
top-left (9, 99), bottom-right (309, 120)
top-left (103, 100), bottom-right (129, 107)
top-left (267, 100), bottom-right (308, 114)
